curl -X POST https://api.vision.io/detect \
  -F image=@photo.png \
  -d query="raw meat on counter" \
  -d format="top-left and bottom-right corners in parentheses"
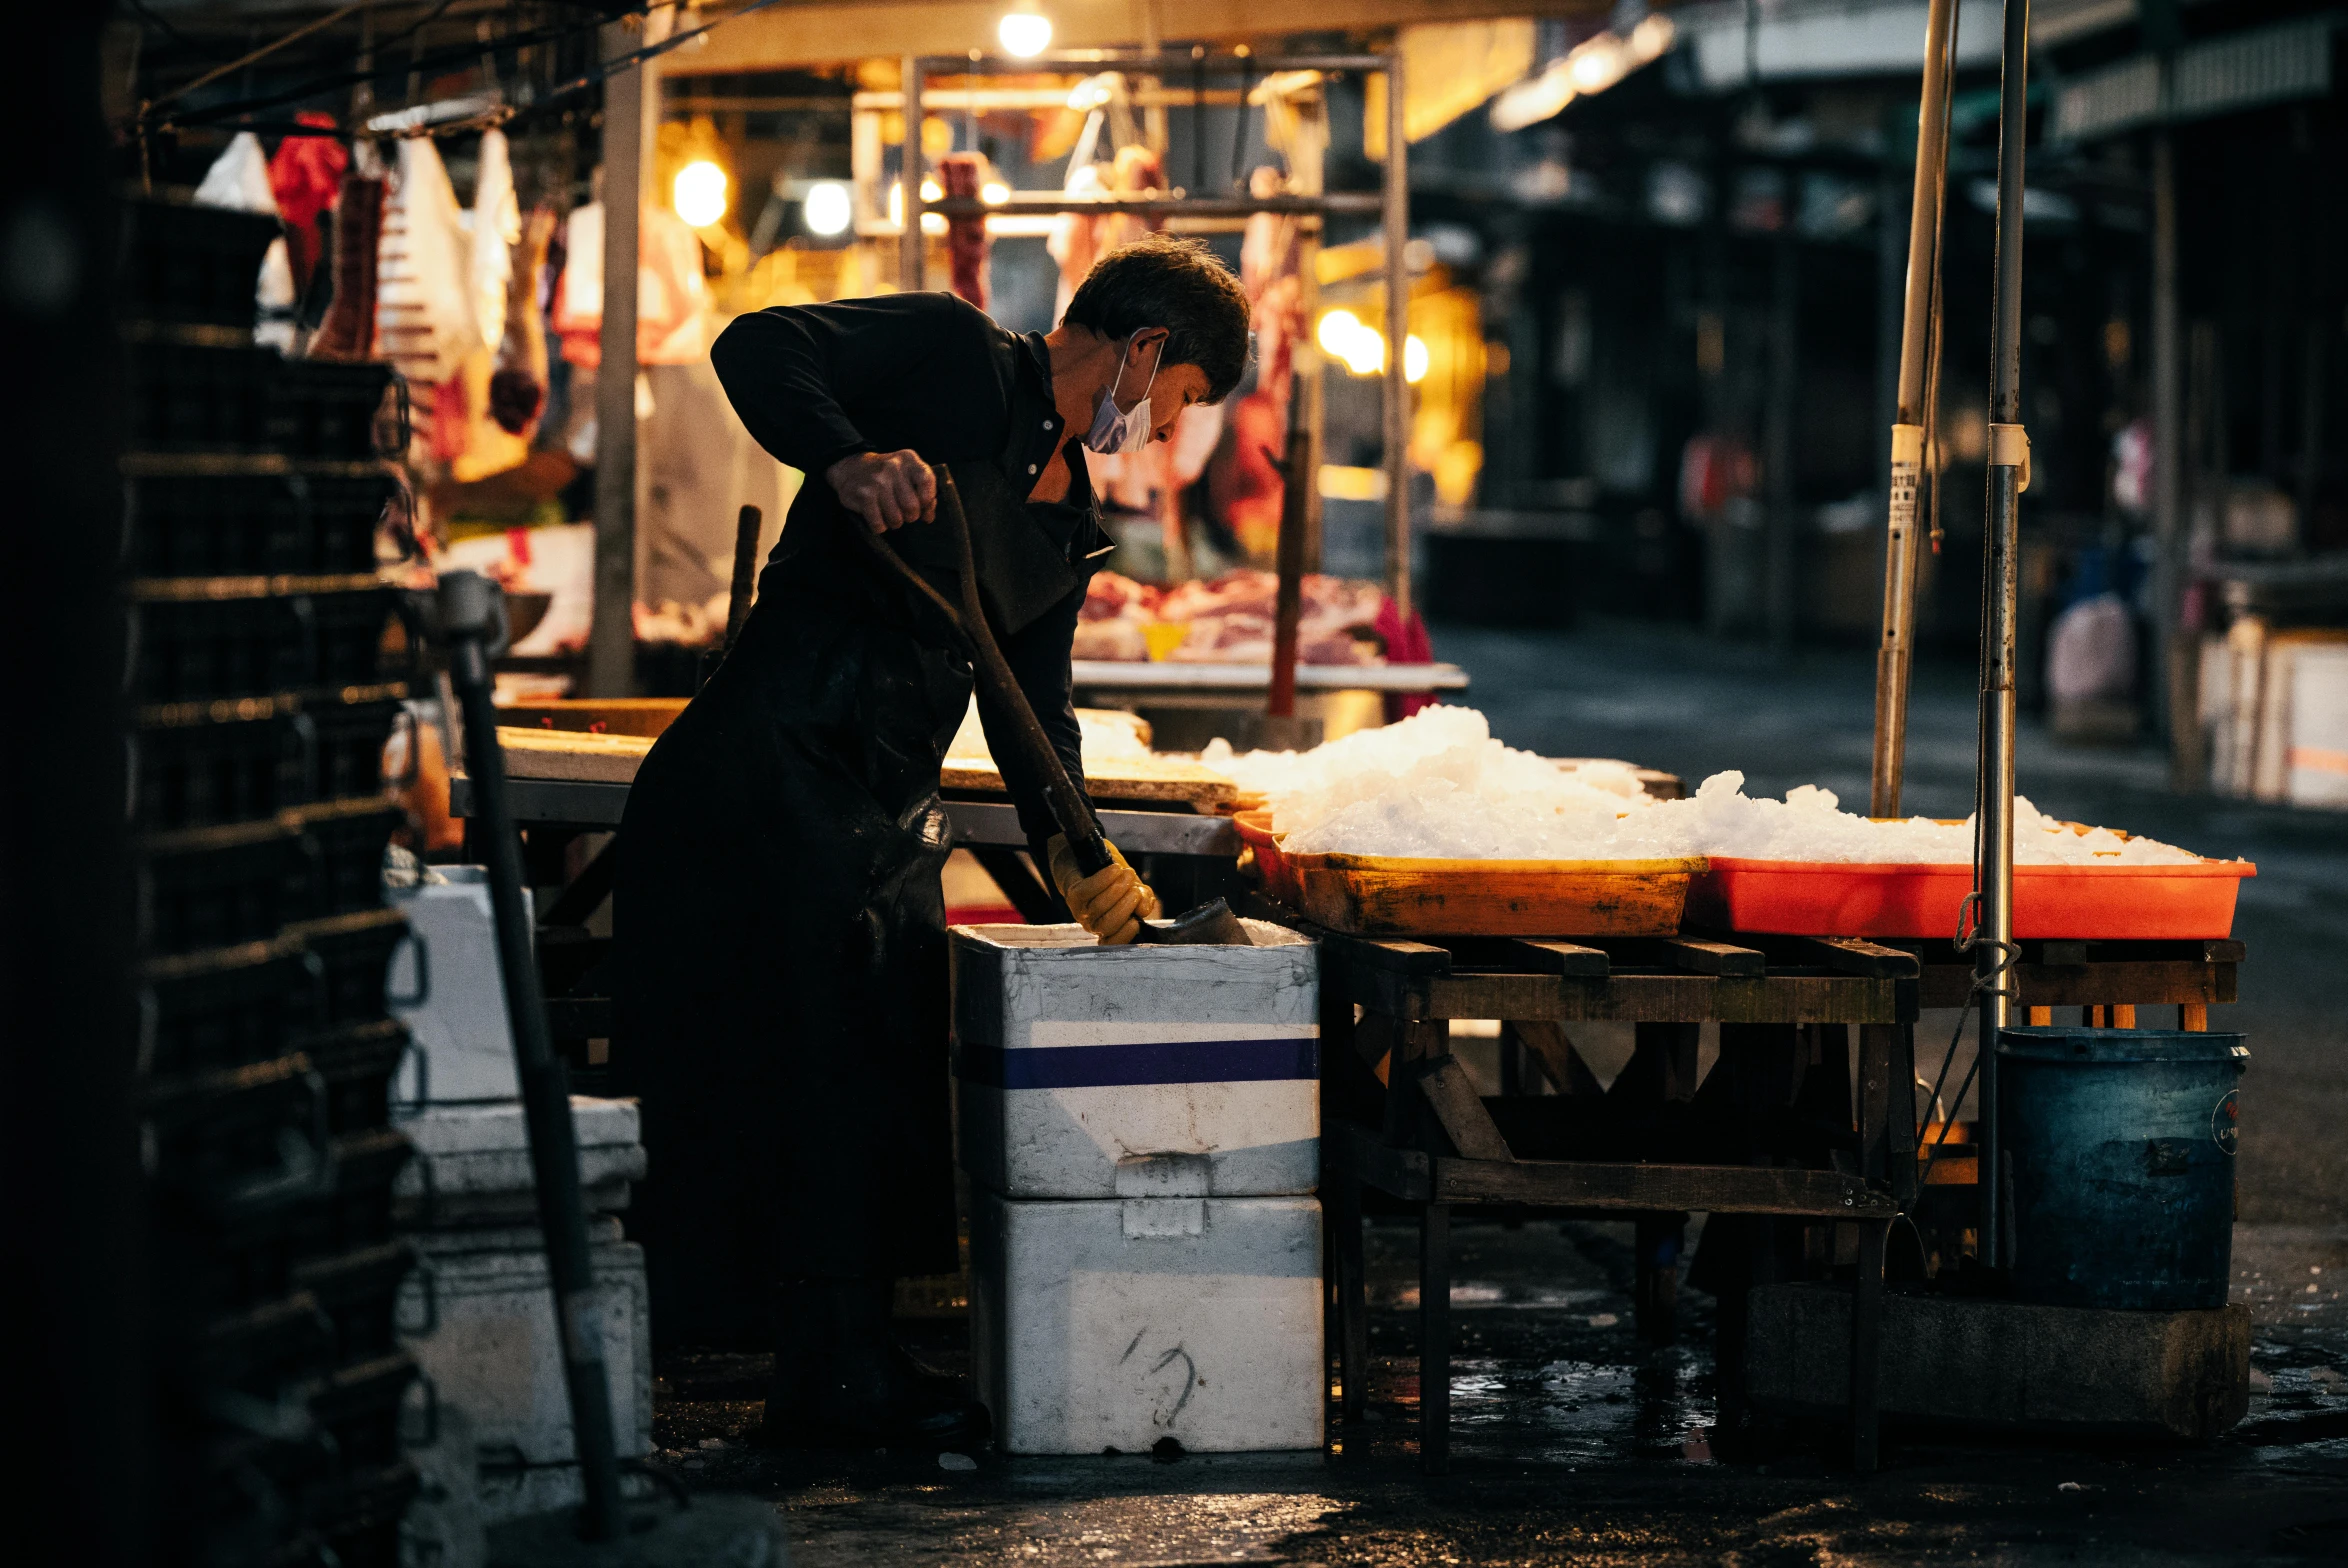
top-left (1074, 569), bottom-right (1386, 664)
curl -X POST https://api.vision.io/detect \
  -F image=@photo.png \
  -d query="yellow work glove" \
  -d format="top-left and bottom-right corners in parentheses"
top-left (1046, 834), bottom-right (1162, 946)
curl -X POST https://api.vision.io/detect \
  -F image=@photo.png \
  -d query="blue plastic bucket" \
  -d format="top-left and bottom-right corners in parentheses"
top-left (1996, 1028), bottom-right (2247, 1310)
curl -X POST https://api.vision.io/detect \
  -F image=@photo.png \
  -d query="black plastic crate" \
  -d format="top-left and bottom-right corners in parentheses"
top-left (288, 908), bottom-right (409, 1032)
top-left (130, 588), bottom-right (311, 704)
top-left (287, 798), bottom-right (404, 919)
top-left (305, 1018), bottom-right (410, 1137)
top-left (126, 468), bottom-right (399, 578)
top-left (308, 1353), bottom-right (417, 1482)
top-left (133, 704), bottom-right (308, 831)
top-left (126, 339), bottom-right (280, 452)
top-left (271, 361), bottom-right (397, 461)
top-left (311, 586), bottom-right (407, 690)
top-left (187, 1288), bottom-right (335, 1400)
top-left (293, 1127), bottom-right (413, 1258)
top-left (145, 1052), bottom-right (333, 1229)
top-left (141, 939), bottom-right (314, 1078)
top-left (130, 582), bottom-right (404, 706)
top-left (119, 199), bottom-right (279, 332)
top-left (308, 694), bottom-right (404, 803)
top-left (300, 1459), bottom-right (419, 1568)
top-left (290, 1239), bottom-right (415, 1368)
top-left (140, 817), bottom-right (305, 955)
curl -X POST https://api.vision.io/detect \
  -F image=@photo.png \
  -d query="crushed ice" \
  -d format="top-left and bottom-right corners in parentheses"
top-left (1201, 705), bottom-right (2207, 865)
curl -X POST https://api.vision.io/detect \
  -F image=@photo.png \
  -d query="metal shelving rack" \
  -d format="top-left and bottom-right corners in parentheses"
top-left (891, 48), bottom-right (1417, 614)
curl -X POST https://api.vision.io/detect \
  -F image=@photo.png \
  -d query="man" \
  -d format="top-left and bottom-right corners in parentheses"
top-left (614, 238), bottom-right (1254, 1448)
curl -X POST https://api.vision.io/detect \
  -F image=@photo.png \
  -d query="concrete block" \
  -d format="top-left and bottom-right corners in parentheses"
top-left (971, 1188), bottom-right (1324, 1455)
top-left (394, 1097), bottom-right (644, 1225)
top-left (1746, 1281), bottom-right (2250, 1440)
top-left (398, 1223), bottom-right (651, 1523)
top-left (389, 871), bottom-right (523, 1102)
top-left (952, 922), bottom-right (1319, 1199)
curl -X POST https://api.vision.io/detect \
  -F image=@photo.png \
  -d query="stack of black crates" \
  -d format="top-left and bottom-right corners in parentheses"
top-left (124, 195), bottom-right (422, 1567)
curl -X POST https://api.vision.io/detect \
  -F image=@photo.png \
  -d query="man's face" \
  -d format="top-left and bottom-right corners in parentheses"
top-left (1144, 363), bottom-right (1213, 443)
top-left (1113, 329), bottom-right (1213, 443)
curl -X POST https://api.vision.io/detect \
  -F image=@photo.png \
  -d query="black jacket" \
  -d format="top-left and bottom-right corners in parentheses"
top-left (709, 291), bottom-right (1108, 854)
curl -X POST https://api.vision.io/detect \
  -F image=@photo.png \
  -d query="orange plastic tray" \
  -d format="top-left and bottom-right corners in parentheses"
top-left (1231, 809), bottom-right (1300, 905)
top-left (1685, 857), bottom-right (2255, 940)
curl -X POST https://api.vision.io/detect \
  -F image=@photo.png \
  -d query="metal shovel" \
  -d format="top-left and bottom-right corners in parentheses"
top-left (858, 467), bottom-right (1250, 947)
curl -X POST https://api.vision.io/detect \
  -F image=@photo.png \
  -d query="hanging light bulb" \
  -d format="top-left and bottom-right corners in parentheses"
top-left (673, 159), bottom-right (728, 228)
top-left (997, 12), bottom-right (1052, 58)
top-left (802, 180), bottom-right (852, 237)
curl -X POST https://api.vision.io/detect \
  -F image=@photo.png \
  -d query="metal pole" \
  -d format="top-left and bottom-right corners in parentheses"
top-left (1381, 48), bottom-right (1411, 618)
top-left (900, 54), bottom-right (925, 290)
top-left (1870, 0), bottom-right (1959, 818)
top-left (1976, 0), bottom-right (2031, 1266)
top-left (440, 572), bottom-right (628, 1540)
top-left (1765, 234), bottom-right (1799, 655)
top-left (2152, 131), bottom-right (2190, 788)
top-left (587, 21), bottom-right (644, 699)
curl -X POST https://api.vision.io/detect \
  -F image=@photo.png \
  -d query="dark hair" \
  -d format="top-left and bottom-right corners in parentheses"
top-left (1061, 235), bottom-right (1253, 403)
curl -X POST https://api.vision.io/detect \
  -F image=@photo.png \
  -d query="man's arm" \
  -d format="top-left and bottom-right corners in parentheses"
top-left (709, 295), bottom-right (964, 528)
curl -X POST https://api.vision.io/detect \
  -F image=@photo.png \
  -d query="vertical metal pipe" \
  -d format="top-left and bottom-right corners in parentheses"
top-left (1381, 48), bottom-right (1411, 618)
top-left (900, 55), bottom-right (925, 291)
top-left (1870, 0), bottom-right (1959, 818)
top-left (442, 573), bottom-right (628, 1541)
top-left (1976, 0), bottom-right (2031, 1265)
top-left (2152, 133), bottom-right (2189, 788)
top-left (587, 22), bottom-right (645, 698)
top-left (1765, 234), bottom-right (1799, 654)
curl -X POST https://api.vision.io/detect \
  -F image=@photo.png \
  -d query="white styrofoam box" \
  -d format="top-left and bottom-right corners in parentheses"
top-left (389, 869), bottom-right (524, 1102)
top-left (399, 1217), bottom-right (651, 1524)
top-left (951, 921), bottom-right (1319, 1199)
top-left (393, 1097), bottom-right (645, 1225)
top-left (2288, 643), bottom-right (2348, 809)
top-left (971, 1189), bottom-right (1324, 1455)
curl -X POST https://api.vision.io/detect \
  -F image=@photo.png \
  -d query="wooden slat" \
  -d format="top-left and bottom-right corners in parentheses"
top-left (1326, 933), bottom-right (1454, 975)
top-left (1657, 938), bottom-right (1767, 976)
top-left (1917, 960), bottom-right (2234, 1011)
top-left (2035, 940), bottom-right (2091, 966)
top-left (1422, 972), bottom-right (1906, 1025)
top-left (1432, 1157), bottom-right (1899, 1216)
top-left (1415, 1057), bottom-right (1516, 1162)
top-left (1326, 1119), bottom-right (1432, 1200)
top-left (1799, 937), bottom-right (1921, 979)
top-left (1506, 939), bottom-right (1610, 977)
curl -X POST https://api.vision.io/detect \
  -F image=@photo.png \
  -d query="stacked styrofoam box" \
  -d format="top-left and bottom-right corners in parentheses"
top-left (2203, 621), bottom-right (2348, 806)
top-left (394, 1097), bottom-right (652, 1522)
top-left (951, 921), bottom-right (1324, 1455)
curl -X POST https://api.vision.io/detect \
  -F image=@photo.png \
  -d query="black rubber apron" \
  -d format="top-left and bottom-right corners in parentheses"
top-left (614, 444), bottom-right (1096, 1349)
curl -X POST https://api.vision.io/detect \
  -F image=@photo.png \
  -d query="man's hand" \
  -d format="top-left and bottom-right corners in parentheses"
top-left (1047, 835), bottom-right (1163, 946)
top-left (826, 450), bottom-right (937, 533)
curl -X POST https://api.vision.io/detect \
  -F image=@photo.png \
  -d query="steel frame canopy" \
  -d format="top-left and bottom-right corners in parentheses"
top-left (895, 48), bottom-right (1417, 616)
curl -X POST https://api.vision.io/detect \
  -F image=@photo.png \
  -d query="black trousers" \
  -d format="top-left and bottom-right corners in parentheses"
top-left (614, 553), bottom-right (970, 1349)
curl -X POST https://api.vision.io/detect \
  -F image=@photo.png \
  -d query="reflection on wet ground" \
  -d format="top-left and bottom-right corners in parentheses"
top-left (652, 1218), bottom-right (2348, 1564)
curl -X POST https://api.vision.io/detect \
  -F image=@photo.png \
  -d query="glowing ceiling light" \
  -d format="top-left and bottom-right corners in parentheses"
top-left (1568, 38), bottom-right (1629, 94)
top-left (888, 182), bottom-right (903, 224)
top-left (1404, 334), bottom-right (1430, 385)
top-left (1316, 308), bottom-right (1363, 359)
top-left (802, 180), bottom-right (852, 237)
top-left (920, 178), bottom-right (943, 202)
top-left (1630, 13), bottom-right (1678, 61)
top-left (997, 12), bottom-right (1052, 58)
top-left (981, 180), bottom-right (1011, 206)
top-left (673, 159), bottom-right (728, 228)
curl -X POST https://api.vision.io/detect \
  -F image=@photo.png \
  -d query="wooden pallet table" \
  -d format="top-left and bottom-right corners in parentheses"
top-left (1244, 900), bottom-right (1916, 1474)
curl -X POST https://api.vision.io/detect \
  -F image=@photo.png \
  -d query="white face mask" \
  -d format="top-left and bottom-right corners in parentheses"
top-left (1081, 331), bottom-right (1163, 454)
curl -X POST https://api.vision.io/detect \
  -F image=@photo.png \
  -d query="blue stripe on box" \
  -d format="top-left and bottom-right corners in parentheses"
top-left (958, 1037), bottom-right (1319, 1090)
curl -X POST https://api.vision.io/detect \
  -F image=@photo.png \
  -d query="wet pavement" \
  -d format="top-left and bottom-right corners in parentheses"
top-left (648, 621), bottom-right (2348, 1563)
top-left (654, 1217), bottom-right (2348, 1564)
